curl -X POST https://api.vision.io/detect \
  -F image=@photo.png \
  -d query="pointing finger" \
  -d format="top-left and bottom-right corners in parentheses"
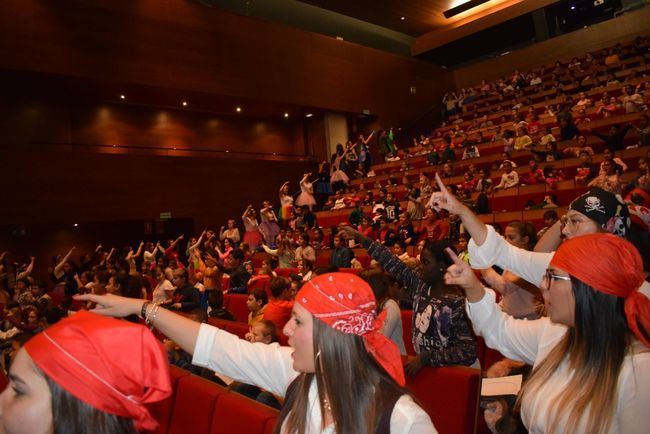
top-left (434, 172), bottom-right (449, 195)
top-left (445, 247), bottom-right (465, 266)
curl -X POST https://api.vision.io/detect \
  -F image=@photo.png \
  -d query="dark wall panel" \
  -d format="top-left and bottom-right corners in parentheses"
top-left (0, 149), bottom-right (312, 229)
top-left (0, 97), bottom-right (305, 155)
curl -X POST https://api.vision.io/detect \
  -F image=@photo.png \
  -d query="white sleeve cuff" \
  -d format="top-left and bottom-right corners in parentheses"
top-left (468, 225), bottom-right (500, 269)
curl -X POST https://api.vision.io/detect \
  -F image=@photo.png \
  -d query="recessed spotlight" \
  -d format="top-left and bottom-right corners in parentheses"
top-left (225, 150), bottom-right (230, 153)
top-left (112, 144), bottom-right (116, 147)
top-left (284, 113), bottom-right (289, 118)
top-left (181, 101), bottom-right (188, 107)
top-left (119, 94), bottom-right (126, 100)
top-left (335, 36), bottom-right (344, 41)
top-left (400, 16), bottom-right (405, 21)
top-left (236, 107), bottom-right (242, 112)
top-left (73, 223), bottom-right (78, 227)
top-left (570, 5), bottom-right (576, 10)
top-left (305, 113), bottom-right (314, 118)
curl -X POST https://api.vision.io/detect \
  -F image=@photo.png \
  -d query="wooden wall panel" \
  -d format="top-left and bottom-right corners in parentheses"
top-left (0, 0), bottom-right (453, 126)
top-left (0, 97), bottom-right (305, 156)
top-left (452, 7), bottom-right (650, 89)
top-left (0, 149), bottom-right (312, 229)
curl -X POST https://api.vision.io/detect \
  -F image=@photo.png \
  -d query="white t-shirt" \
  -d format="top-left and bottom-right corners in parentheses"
top-left (152, 279), bottom-right (174, 304)
top-left (192, 324), bottom-right (437, 433)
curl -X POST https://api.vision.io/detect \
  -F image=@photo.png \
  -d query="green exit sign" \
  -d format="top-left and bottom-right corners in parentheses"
top-left (159, 212), bottom-right (172, 220)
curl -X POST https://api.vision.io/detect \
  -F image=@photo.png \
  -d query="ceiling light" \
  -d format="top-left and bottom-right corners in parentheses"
top-left (119, 94), bottom-right (126, 100)
top-left (335, 36), bottom-right (344, 41)
top-left (181, 101), bottom-right (188, 107)
top-left (443, 0), bottom-right (491, 19)
top-left (284, 113), bottom-right (289, 118)
top-left (305, 113), bottom-right (314, 118)
top-left (73, 223), bottom-right (78, 227)
top-left (400, 16), bottom-right (405, 21)
top-left (236, 107), bottom-right (242, 112)
top-left (225, 150), bottom-right (230, 153)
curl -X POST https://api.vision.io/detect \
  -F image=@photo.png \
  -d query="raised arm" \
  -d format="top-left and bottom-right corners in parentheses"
top-left (74, 293), bottom-right (297, 396)
top-left (54, 247), bottom-right (75, 277)
top-left (190, 230), bottom-right (206, 251)
top-left (168, 235), bottom-right (184, 251)
top-left (444, 249), bottom-right (549, 365)
top-left (133, 241), bottom-right (144, 259)
top-left (17, 257), bottom-right (35, 280)
top-left (534, 220), bottom-right (562, 253)
top-left (431, 173), bottom-right (488, 245)
top-left (279, 182), bottom-right (289, 198)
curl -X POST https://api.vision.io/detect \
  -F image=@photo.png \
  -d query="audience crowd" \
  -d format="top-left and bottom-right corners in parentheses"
top-left (1, 36), bottom-right (649, 434)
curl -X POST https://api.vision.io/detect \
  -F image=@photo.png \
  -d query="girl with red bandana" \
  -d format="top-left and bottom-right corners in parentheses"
top-left (76, 273), bottom-right (437, 433)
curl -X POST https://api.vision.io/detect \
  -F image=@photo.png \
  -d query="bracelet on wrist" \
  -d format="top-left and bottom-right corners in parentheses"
top-left (140, 301), bottom-right (151, 320)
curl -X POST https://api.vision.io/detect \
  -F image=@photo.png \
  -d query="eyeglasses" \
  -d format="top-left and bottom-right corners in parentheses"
top-left (543, 269), bottom-right (571, 291)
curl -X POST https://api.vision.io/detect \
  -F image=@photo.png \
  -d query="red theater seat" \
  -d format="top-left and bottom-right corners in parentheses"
top-left (168, 374), bottom-right (228, 434)
top-left (208, 317), bottom-right (250, 339)
top-left (210, 390), bottom-right (279, 434)
top-left (400, 310), bottom-right (415, 356)
top-left (406, 366), bottom-right (480, 434)
top-left (146, 365), bottom-right (190, 434)
top-left (224, 294), bottom-right (249, 322)
top-left (275, 268), bottom-right (298, 277)
top-left (248, 275), bottom-right (271, 296)
top-left (0, 369), bottom-right (8, 392)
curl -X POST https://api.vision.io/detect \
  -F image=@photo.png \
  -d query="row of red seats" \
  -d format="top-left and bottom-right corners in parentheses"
top-left (147, 357), bottom-right (482, 434)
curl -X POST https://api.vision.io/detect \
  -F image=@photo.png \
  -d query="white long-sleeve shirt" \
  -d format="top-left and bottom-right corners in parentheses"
top-left (192, 323), bottom-right (437, 434)
top-left (466, 289), bottom-right (650, 434)
top-left (468, 225), bottom-right (650, 298)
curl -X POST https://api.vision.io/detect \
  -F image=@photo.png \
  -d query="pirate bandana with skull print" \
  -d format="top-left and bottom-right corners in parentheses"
top-left (569, 188), bottom-right (630, 237)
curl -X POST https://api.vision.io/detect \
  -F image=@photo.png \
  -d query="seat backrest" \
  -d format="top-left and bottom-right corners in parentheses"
top-left (275, 268), bottom-right (297, 277)
top-left (0, 368), bottom-right (8, 392)
top-left (406, 366), bottom-right (480, 434)
top-left (145, 365), bottom-right (191, 434)
top-left (248, 275), bottom-right (271, 296)
top-left (224, 293), bottom-right (250, 322)
top-left (208, 318), bottom-right (250, 340)
top-left (168, 374), bottom-right (228, 434)
top-left (400, 310), bottom-right (415, 356)
top-left (210, 391), bottom-right (280, 434)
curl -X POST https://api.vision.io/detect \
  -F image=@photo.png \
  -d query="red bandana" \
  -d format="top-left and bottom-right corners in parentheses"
top-left (25, 311), bottom-right (171, 431)
top-left (551, 234), bottom-right (649, 347)
top-left (296, 273), bottom-right (406, 386)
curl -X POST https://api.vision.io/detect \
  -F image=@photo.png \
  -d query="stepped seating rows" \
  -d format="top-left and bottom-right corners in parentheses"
top-left (449, 60), bottom-right (649, 126)
top-left (449, 40), bottom-right (647, 117)
top-left (363, 109), bottom-right (645, 180)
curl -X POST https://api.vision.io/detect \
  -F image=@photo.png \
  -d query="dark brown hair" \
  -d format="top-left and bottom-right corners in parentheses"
top-left (45, 375), bottom-right (137, 434)
top-left (275, 318), bottom-right (407, 434)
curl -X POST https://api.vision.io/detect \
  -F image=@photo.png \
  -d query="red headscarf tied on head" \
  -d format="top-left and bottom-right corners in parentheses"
top-left (296, 273), bottom-right (405, 386)
top-left (24, 311), bottom-right (172, 431)
top-left (551, 233), bottom-right (650, 347)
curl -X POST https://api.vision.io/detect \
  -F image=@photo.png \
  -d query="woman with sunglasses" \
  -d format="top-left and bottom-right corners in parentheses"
top-left (444, 233), bottom-right (649, 433)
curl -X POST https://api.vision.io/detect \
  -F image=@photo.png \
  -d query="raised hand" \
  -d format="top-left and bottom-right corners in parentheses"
top-left (432, 173), bottom-right (466, 215)
top-left (443, 248), bottom-right (484, 302)
top-left (339, 225), bottom-right (361, 242)
top-left (73, 293), bottom-right (143, 318)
